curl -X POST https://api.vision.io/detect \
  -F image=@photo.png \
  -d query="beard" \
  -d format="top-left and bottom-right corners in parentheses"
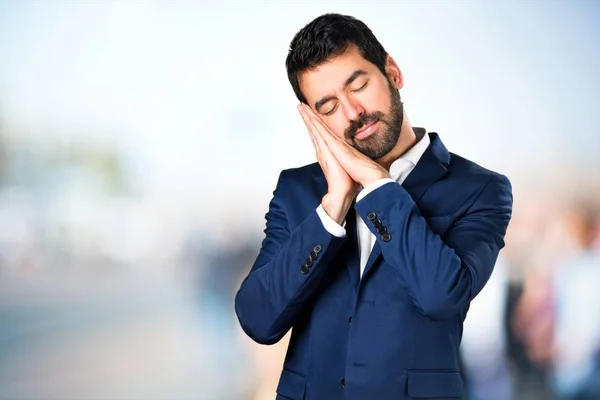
top-left (344, 80), bottom-right (404, 160)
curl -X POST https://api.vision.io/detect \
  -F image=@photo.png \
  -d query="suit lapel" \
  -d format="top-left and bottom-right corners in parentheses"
top-left (343, 204), bottom-right (360, 289)
top-left (360, 132), bottom-right (450, 281)
top-left (361, 241), bottom-right (382, 281)
top-left (401, 132), bottom-right (450, 204)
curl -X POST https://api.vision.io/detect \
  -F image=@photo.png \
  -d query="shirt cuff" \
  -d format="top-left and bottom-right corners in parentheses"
top-left (316, 205), bottom-right (346, 238)
top-left (356, 178), bottom-right (396, 202)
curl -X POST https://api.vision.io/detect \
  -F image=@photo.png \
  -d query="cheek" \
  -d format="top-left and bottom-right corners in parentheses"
top-left (364, 84), bottom-right (391, 112)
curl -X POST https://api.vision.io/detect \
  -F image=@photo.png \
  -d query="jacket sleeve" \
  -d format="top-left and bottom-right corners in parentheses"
top-left (234, 170), bottom-right (347, 344)
top-left (354, 174), bottom-right (513, 321)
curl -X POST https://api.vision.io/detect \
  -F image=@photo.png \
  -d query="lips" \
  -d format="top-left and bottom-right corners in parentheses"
top-left (354, 121), bottom-right (378, 140)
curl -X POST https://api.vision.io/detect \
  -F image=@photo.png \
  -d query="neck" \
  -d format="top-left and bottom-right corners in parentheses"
top-left (376, 116), bottom-right (420, 170)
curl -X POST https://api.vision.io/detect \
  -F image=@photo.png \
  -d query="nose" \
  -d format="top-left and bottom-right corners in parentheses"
top-left (341, 98), bottom-right (365, 122)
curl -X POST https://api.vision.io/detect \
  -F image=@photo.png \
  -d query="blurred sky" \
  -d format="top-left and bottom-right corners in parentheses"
top-left (0, 1), bottom-right (599, 214)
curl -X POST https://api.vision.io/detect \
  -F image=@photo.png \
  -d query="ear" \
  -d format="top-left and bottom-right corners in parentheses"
top-left (384, 55), bottom-right (404, 90)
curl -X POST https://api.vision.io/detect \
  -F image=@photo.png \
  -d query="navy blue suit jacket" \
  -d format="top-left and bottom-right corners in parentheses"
top-left (235, 132), bottom-right (513, 400)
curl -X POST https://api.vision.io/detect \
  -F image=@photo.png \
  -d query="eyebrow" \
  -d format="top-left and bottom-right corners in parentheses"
top-left (314, 69), bottom-right (368, 113)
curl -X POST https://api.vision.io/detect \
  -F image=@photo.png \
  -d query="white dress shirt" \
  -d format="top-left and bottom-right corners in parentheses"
top-left (316, 130), bottom-right (431, 278)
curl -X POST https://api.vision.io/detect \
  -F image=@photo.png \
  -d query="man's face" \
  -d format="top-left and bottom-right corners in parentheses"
top-left (299, 44), bottom-right (404, 160)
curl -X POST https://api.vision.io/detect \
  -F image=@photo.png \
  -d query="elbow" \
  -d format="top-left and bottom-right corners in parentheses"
top-left (418, 263), bottom-right (478, 321)
top-left (239, 324), bottom-right (284, 345)
top-left (234, 287), bottom-right (287, 345)
top-left (236, 310), bottom-right (286, 345)
top-left (417, 291), bottom-right (469, 321)
top-left (419, 300), bottom-right (460, 321)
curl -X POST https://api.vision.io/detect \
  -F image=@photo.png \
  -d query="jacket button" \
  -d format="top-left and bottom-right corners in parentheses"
top-left (366, 212), bottom-right (377, 221)
top-left (314, 244), bottom-right (322, 254)
top-left (382, 233), bottom-right (392, 242)
top-left (301, 265), bottom-right (309, 274)
top-left (340, 377), bottom-right (345, 388)
top-left (304, 259), bottom-right (313, 267)
top-left (372, 219), bottom-right (382, 228)
top-left (378, 226), bottom-right (387, 234)
top-left (309, 251), bottom-right (318, 260)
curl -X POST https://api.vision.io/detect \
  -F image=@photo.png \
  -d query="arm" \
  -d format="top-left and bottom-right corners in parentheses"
top-left (354, 174), bottom-right (513, 321)
top-left (234, 171), bottom-right (348, 345)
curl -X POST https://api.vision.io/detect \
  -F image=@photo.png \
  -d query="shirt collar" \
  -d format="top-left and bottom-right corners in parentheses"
top-left (389, 128), bottom-right (430, 181)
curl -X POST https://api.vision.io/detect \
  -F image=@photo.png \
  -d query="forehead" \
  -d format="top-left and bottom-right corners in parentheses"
top-left (299, 45), bottom-right (378, 103)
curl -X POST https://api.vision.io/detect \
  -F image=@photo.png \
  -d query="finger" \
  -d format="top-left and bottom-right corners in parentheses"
top-left (308, 118), bottom-right (329, 151)
top-left (303, 112), bottom-right (361, 157)
top-left (298, 104), bottom-right (312, 126)
top-left (311, 116), bottom-right (366, 161)
top-left (308, 128), bottom-right (320, 154)
top-left (306, 122), bottom-right (325, 160)
top-left (308, 116), bottom-right (342, 153)
top-left (310, 119), bottom-right (360, 171)
top-left (304, 107), bottom-right (346, 148)
top-left (301, 103), bottom-right (315, 118)
top-left (299, 105), bottom-right (322, 157)
top-left (304, 109), bottom-right (365, 167)
top-left (309, 119), bottom-right (341, 168)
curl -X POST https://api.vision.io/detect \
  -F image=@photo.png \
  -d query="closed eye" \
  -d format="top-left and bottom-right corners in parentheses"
top-left (323, 104), bottom-right (338, 116)
top-left (322, 81), bottom-right (368, 116)
top-left (352, 81), bottom-right (368, 92)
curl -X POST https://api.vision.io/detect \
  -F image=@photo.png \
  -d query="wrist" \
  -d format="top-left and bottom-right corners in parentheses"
top-left (360, 171), bottom-right (391, 188)
top-left (324, 191), bottom-right (355, 206)
top-left (321, 192), bottom-right (354, 225)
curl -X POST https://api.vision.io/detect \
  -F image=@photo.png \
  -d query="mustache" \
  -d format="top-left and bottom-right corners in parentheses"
top-left (345, 111), bottom-right (384, 139)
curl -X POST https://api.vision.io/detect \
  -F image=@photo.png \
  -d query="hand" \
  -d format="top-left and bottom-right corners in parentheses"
top-left (299, 104), bottom-right (358, 225)
top-left (299, 104), bottom-right (359, 198)
top-left (299, 104), bottom-right (391, 188)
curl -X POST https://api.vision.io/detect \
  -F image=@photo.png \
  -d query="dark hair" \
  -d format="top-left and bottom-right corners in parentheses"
top-left (285, 13), bottom-right (388, 104)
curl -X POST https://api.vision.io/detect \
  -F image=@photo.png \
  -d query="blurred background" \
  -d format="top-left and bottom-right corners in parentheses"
top-left (0, 1), bottom-right (599, 399)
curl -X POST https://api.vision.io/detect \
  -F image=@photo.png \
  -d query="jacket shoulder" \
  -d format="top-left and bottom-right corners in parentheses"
top-left (280, 162), bottom-right (322, 180)
top-left (275, 162), bottom-right (324, 192)
top-left (448, 152), bottom-right (511, 188)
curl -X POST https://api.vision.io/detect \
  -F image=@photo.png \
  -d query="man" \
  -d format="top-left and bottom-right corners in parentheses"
top-left (235, 13), bottom-right (513, 400)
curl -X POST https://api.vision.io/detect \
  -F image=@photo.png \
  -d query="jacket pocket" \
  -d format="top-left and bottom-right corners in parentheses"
top-left (276, 369), bottom-right (307, 400)
top-left (406, 370), bottom-right (463, 398)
